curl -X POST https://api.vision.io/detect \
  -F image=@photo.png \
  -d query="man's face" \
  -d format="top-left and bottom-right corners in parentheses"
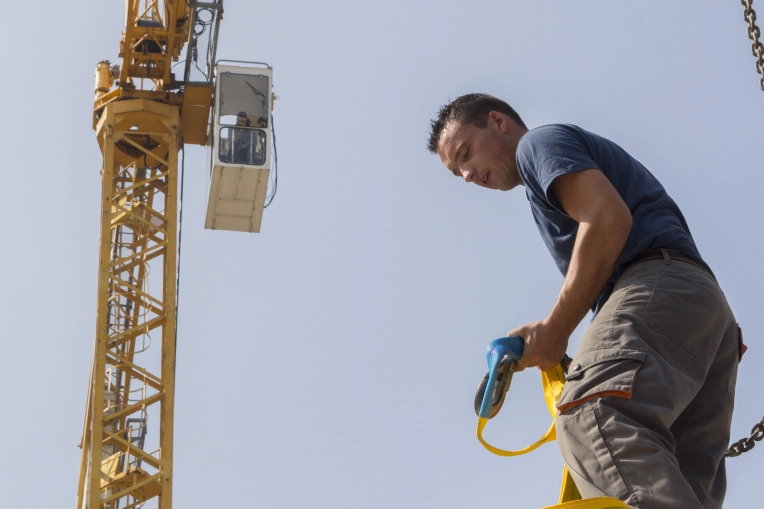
top-left (437, 113), bottom-right (523, 191)
top-left (236, 115), bottom-right (248, 126)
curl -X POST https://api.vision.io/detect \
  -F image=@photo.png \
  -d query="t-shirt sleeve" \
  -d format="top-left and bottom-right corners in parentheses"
top-left (517, 125), bottom-right (600, 208)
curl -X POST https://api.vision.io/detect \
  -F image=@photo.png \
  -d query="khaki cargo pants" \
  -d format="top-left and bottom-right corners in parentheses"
top-left (556, 255), bottom-right (740, 509)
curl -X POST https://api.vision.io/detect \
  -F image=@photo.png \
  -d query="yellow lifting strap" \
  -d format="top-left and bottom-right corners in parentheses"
top-left (540, 498), bottom-right (631, 509)
top-left (476, 363), bottom-right (566, 456)
top-left (476, 363), bottom-right (631, 509)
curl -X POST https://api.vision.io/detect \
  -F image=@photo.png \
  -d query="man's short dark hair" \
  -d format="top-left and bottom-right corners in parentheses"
top-left (427, 94), bottom-right (527, 153)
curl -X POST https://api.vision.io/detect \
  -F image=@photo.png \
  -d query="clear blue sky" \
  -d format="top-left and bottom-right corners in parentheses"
top-left (1, 1), bottom-right (761, 507)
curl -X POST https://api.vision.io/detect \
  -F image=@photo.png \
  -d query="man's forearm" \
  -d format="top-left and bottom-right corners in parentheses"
top-left (511, 169), bottom-right (633, 371)
top-left (547, 217), bottom-right (631, 339)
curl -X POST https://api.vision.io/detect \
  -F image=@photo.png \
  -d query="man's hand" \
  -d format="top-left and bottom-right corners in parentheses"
top-left (509, 318), bottom-right (570, 371)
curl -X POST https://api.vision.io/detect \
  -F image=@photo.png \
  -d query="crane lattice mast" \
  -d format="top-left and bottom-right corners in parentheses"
top-left (77, 1), bottom-right (222, 508)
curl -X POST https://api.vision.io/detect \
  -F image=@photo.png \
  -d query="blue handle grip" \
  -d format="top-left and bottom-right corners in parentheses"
top-left (477, 336), bottom-right (525, 419)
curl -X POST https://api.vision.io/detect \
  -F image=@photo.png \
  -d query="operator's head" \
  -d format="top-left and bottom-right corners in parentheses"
top-left (236, 111), bottom-right (251, 127)
top-left (428, 94), bottom-right (528, 191)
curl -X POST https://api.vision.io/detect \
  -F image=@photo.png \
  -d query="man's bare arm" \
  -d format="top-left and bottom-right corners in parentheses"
top-left (511, 168), bottom-right (632, 371)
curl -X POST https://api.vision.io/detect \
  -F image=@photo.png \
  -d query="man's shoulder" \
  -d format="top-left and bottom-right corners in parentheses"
top-left (519, 124), bottom-right (585, 147)
top-left (516, 124), bottom-right (590, 164)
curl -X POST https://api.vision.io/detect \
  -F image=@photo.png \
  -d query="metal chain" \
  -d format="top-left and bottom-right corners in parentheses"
top-left (721, 3), bottom-right (764, 459)
top-left (742, 0), bottom-right (764, 90)
top-left (726, 413), bottom-right (764, 457)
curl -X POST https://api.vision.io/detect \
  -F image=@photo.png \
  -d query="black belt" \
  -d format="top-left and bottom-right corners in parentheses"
top-left (625, 248), bottom-right (715, 279)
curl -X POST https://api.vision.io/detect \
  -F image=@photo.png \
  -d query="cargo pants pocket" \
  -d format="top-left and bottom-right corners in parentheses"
top-left (557, 346), bottom-right (647, 415)
top-left (555, 346), bottom-right (646, 503)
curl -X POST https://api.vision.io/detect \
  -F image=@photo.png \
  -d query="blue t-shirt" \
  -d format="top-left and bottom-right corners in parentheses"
top-left (515, 124), bottom-right (706, 313)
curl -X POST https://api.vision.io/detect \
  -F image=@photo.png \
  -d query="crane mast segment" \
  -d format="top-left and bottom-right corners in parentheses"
top-left (78, 99), bottom-right (180, 509)
top-left (118, 0), bottom-right (191, 89)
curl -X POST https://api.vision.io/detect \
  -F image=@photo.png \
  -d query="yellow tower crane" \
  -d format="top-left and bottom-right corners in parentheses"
top-left (76, 1), bottom-right (275, 507)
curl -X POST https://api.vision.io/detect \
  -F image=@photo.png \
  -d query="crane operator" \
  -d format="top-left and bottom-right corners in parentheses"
top-left (428, 93), bottom-right (745, 509)
top-left (231, 111), bottom-right (254, 164)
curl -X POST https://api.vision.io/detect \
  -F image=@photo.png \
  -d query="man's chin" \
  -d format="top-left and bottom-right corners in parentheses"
top-left (502, 178), bottom-right (524, 191)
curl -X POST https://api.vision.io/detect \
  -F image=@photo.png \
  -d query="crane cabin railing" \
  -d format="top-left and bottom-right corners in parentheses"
top-left (205, 61), bottom-right (274, 233)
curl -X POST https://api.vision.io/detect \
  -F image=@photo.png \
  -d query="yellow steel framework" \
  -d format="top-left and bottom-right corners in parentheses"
top-left (77, 100), bottom-right (180, 509)
top-left (77, 1), bottom-right (219, 507)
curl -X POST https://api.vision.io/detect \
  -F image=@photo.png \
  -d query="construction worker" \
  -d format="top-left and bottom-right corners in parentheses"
top-left (428, 93), bottom-right (744, 509)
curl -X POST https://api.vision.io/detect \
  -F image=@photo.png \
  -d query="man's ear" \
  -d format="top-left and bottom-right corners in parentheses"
top-left (488, 111), bottom-right (508, 133)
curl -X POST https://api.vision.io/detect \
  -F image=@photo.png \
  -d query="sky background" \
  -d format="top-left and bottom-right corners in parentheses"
top-left (1, 1), bottom-right (762, 507)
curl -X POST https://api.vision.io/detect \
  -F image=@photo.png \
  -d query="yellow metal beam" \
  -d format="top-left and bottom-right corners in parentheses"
top-left (113, 169), bottom-right (169, 201)
top-left (119, 136), bottom-right (171, 166)
top-left (103, 430), bottom-right (162, 470)
top-left (106, 315), bottom-right (165, 350)
top-left (105, 352), bottom-right (164, 391)
top-left (103, 392), bottom-right (164, 425)
top-left (100, 472), bottom-right (162, 505)
top-left (110, 239), bottom-right (168, 272)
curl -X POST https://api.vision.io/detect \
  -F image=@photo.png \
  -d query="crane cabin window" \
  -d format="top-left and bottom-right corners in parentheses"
top-left (218, 127), bottom-right (267, 166)
top-left (218, 72), bottom-right (270, 127)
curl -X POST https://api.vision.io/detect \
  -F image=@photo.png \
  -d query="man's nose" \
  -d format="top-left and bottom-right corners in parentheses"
top-left (460, 165), bottom-right (476, 182)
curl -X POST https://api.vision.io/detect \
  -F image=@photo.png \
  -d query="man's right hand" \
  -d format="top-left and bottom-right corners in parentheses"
top-left (509, 317), bottom-right (570, 372)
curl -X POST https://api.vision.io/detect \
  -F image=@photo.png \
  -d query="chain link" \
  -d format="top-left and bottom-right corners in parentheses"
top-left (742, 0), bottom-right (764, 90)
top-left (726, 413), bottom-right (764, 457)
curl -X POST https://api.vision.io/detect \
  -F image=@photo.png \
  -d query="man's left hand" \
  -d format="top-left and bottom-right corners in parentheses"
top-left (508, 318), bottom-right (569, 372)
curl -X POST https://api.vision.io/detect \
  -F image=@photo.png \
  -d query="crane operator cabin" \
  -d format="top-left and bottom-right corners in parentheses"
top-left (206, 62), bottom-right (274, 233)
